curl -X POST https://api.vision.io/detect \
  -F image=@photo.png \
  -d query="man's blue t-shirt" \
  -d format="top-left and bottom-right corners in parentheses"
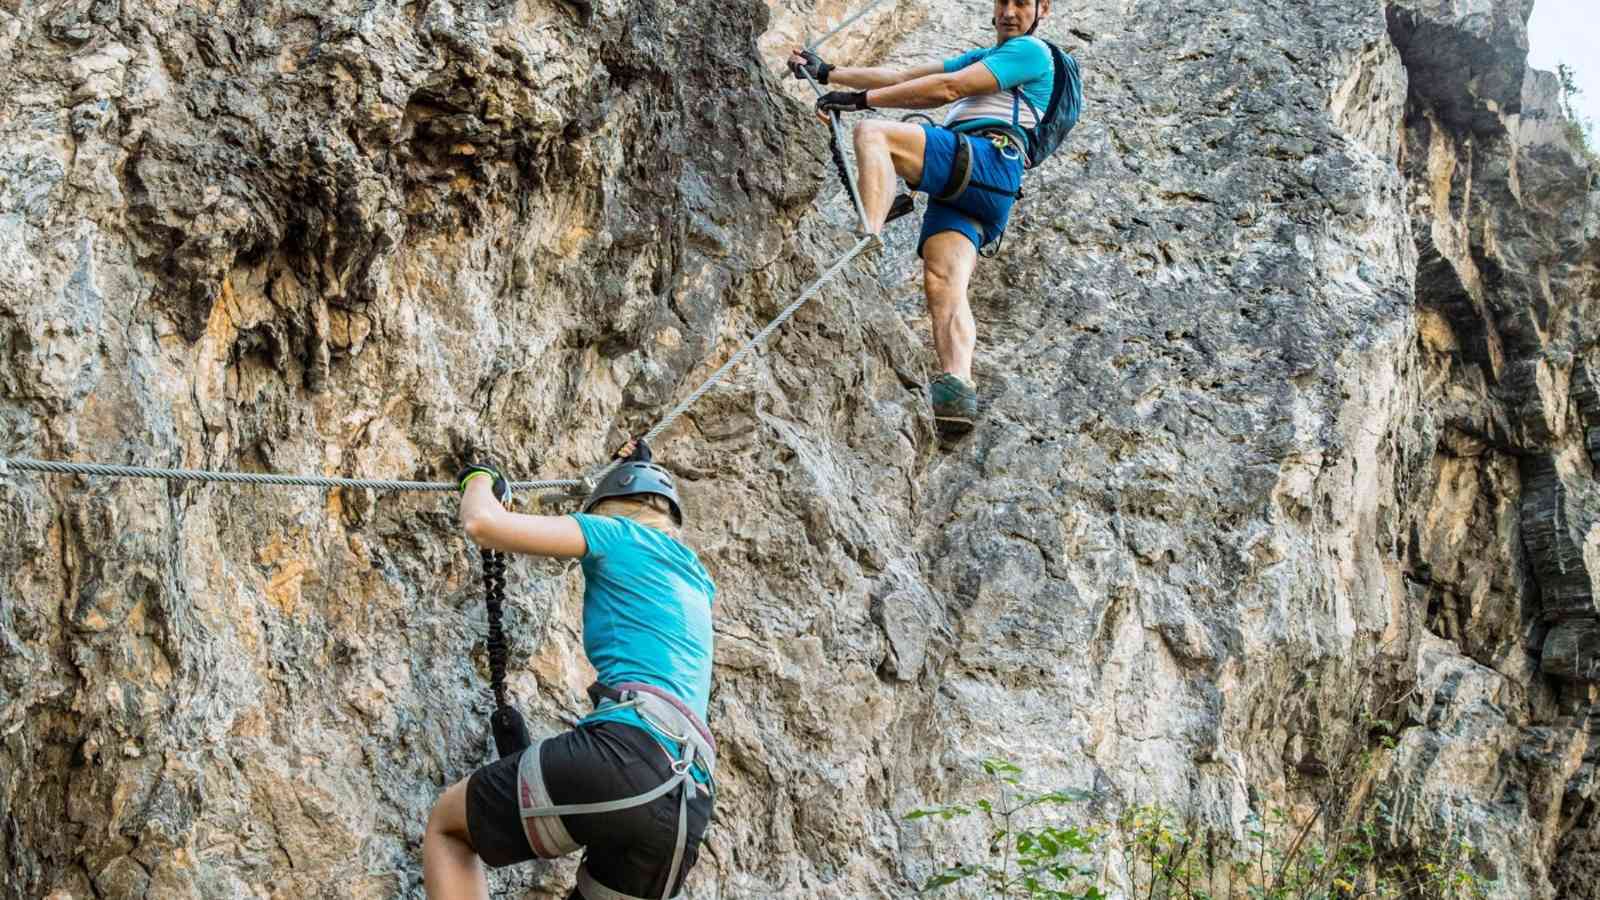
top-left (570, 513), bottom-right (715, 771)
top-left (942, 35), bottom-right (1055, 157)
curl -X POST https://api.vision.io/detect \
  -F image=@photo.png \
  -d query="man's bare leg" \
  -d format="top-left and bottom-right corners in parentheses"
top-left (424, 778), bottom-right (490, 900)
top-left (851, 120), bottom-right (927, 233)
top-left (922, 231), bottom-right (979, 382)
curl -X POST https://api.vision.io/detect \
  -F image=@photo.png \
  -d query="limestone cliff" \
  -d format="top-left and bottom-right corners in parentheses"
top-left (1, 0), bottom-right (1595, 898)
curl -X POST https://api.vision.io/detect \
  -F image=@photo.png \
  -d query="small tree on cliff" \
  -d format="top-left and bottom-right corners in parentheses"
top-left (1556, 63), bottom-right (1596, 161)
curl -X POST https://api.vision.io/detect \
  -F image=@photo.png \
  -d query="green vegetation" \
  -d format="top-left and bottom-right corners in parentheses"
top-left (908, 667), bottom-right (1496, 900)
top-left (906, 758), bottom-right (1105, 899)
top-left (908, 758), bottom-right (1495, 900)
top-left (1116, 800), bottom-right (1492, 899)
top-left (1556, 63), bottom-right (1597, 164)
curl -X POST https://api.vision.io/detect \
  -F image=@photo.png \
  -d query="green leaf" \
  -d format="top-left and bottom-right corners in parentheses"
top-left (920, 864), bottom-right (981, 892)
top-left (982, 758), bottom-right (1024, 776)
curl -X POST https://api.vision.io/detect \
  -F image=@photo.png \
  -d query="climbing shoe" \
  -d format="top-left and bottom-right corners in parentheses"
top-left (930, 374), bottom-right (978, 436)
top-left (886, 192), bottom-right (916, 224)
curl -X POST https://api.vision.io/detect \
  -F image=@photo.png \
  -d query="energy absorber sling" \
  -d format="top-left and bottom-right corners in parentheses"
top-left (518, 682), bottom-right (717, 900)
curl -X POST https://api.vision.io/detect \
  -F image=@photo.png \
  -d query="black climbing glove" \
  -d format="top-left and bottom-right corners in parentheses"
top-left (456, 462), bottom-right (511, 503)
top-left (816, 90), bottom-right (870, 115)
top-left (788, 49), bottom-right (834, 84)
top-left (491, 706), bottom-right (531, 757)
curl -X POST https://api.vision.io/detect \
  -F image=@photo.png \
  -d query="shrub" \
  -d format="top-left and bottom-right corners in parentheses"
top-left (910, 759), bottom-right (1496, 900)
top-left (905, 758), bottom-right (1106, 899)
top-left (1556, 63), bottom-right (1597, 166)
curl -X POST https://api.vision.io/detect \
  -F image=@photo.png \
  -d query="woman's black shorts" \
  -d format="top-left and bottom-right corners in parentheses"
top-left (465, 720), bottom-right (713, 899)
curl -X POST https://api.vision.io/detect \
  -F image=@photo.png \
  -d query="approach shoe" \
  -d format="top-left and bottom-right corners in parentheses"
top-left (885, 192), bottom-right (916, 224)
top-left (930, 374), bottom-right (978, 436)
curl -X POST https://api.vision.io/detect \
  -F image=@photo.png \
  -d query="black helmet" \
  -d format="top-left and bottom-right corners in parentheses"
top-left (582, 461), bottom-right (684, 525)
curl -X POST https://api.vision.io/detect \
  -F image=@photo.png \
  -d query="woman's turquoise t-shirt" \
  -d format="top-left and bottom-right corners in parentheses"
top-left (568, 513), bottom-right (716, 771)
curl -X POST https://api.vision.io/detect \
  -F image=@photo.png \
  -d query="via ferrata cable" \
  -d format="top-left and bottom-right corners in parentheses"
top-left (800, 66), bottom-right (873, 235)
top-left (0, 234), bottom-right (878, 498)
top-left (805, 0), bottom-right (894, 53)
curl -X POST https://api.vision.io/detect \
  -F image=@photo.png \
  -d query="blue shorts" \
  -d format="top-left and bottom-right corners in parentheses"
top-left (915, 124), bottom-right (1025, 256)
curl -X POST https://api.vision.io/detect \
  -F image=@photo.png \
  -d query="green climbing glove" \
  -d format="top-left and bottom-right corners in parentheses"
top-left (457, 462), bottom-right (510, 503)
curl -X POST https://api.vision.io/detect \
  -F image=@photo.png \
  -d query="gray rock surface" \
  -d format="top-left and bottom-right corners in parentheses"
top-left (2, 0), bottom-right (1596, 898)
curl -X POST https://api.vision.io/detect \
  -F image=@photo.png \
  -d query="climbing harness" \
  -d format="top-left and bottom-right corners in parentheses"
top-left (519, 682), bottom-right (716, 900)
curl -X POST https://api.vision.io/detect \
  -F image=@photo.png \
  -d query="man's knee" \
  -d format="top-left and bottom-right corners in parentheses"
top-left (853, 118), bottom-right (889, 153)
top-left (924, 251), bottom-right (964, 291)
top-left (923, 239), bottom-right (974, 305)
top-left (924, 268), bottom-right (962, 315)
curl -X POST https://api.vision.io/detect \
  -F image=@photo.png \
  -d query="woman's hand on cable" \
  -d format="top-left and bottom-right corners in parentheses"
top-left (612, 436), bottom-right (653, 464)
top-left (788, 48), bottom-right (833, 84)
top-left (457, 461), bottom-right (511, 504)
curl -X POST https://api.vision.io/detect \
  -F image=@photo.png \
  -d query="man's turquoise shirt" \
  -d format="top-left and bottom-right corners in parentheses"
top-left (942, 35), bottom-right (1055, 149)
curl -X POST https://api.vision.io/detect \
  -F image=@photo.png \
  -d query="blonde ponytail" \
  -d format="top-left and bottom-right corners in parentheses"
top-left (590, 494), bottom-right (683, 541)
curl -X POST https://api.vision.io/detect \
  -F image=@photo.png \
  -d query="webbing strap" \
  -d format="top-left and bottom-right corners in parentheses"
top-left (665, 782), bottom-right (689, 895)
top-left (796, 65), bottom-right (871, 234)
top-left (932, 135), bottom-right (974, 203)
top-left (522, 765), bottom-right (690, 819)
top-left (527, 732), bottom-right (697, 900)
top-left (612, 682), bottom-right (717, 758)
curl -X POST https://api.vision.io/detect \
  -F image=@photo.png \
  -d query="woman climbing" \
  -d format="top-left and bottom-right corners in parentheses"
top-left (423, 439), bottom-right (716, 900)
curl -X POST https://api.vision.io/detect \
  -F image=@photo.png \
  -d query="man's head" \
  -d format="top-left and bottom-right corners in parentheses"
top-left (993, 0), bottom-right (1050, 40)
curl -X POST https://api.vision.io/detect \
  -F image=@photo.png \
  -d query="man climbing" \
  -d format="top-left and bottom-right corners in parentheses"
top-left (424, 439), bottom-right (716, 900)
top-left (788, 0), bottom-right (1081, 438)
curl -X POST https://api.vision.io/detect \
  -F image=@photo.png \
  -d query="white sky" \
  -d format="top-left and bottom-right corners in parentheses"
top-left (1526, 0), bottom-right (1600, 128)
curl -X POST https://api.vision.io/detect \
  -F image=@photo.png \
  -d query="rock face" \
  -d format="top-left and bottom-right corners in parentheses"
top-left (1, 1), bottom-right (1595, 899)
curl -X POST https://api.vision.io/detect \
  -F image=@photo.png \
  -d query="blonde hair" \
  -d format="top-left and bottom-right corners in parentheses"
top-left (591, 494), bottom-right (682, 540)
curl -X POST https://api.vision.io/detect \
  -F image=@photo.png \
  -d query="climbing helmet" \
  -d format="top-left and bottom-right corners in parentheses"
top-left (582, 461), bottom-right (684, 525)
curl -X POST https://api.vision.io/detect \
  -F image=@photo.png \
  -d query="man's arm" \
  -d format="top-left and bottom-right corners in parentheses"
top-left (863, 62), bottom-right (1001, 110)
top-left (825, 61), bottom-right (944, 89)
